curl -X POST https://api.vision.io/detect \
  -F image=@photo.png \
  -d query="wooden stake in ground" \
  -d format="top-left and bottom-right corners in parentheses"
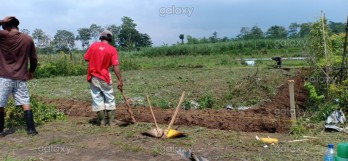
top-left (288, 80), bottom-right (296, 124)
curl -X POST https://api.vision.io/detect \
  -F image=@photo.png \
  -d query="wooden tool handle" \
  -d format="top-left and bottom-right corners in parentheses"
top-left (146, 95), bottom-right (159, 130)
top-left (121, 91), bottom-right (137, 123)
top-left (167, 91), bottom-right (185, 130)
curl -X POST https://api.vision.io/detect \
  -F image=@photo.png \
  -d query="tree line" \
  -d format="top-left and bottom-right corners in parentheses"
top-left (183, 21), bottom-right (346, 45)
top-left (19, 17), bottom-right (346, 54)
top-left (20, 16), bottom-right (152, 54)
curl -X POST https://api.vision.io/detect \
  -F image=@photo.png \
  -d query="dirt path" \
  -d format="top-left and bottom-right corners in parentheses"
top-left (38, 70), bottom-right (307, 133)
top-left (2, 116), bottom-right (335, 161)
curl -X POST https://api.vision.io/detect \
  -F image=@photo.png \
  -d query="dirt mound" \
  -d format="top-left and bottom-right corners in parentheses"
top-left (36, 70), bottom-right (308, 133)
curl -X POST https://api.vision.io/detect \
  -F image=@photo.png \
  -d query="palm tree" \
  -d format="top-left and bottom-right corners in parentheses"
top-left (179, 34), bottom-right (184, 44)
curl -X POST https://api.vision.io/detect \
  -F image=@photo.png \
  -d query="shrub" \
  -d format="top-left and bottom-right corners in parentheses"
top-left (5, 97), bottom-right (66, 128)
top-left (304, 82), bottom-right (324, 107)
top-left (290, 119), bottom-right (307, 135)
top-left (199, 92), bottom-right (214, 109)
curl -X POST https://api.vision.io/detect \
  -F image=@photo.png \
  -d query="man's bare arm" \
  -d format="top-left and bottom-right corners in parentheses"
top-left (113, 65), bottom-right (123, 91)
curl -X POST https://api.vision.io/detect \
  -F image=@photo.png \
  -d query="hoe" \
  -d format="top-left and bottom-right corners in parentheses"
top-left (120, 90), bottom-right (137, 123)
top-left (145, 91), bottom-right (185, 138)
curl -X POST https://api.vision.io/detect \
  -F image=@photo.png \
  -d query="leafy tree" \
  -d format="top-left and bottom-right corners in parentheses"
top-left (119, 16), bottom-right (140, 50)
top-left (330, 33), bottom-right (346, 56)
top-left (53, 30), bottom-right (75, 53)
top-left (266, 25), bottom-right (288, 38)
top-left (249, 26), bottom-right (264, 39)
top-left (299, 23), bottom-right (313, 37)
top-left (32, 28), bottom-right (45, 43)
top-left (306, 17), bottom-right (348, 106)
top-left (20, 29), bottom-right (30, 35)
top-left (186, 35), bottom-right (199, 44)
top-left (76, 28), bottom-right (91, 49)
top-left (179, 34), bottom-right (184, 44)
top-left (237, 27), bottom-right (250, 39)
top-left (328, 21), bottom-right (346, 34)
top-left (32, 28), bottom-right (52, 53)
top-left (308, 18), bottom-right (331, 61)
top-left (89, 24), bottom-right (104, 41)
top-left (139, 33), bottom-right (152, 47)
top-left (288, 22), bottom-right (300, 38)
top-left (200, 37), bottom-right (209, 43)
top-left (118, 16), bottom-right (152, 50)
top-left (221, 36), bottom-right (229, 42)
top-left (106, 24), bottom-right (121, 46)
top-left (209, 32), bottom-right (218, 43)
top-left (237, 26), bottom-right (263, 39)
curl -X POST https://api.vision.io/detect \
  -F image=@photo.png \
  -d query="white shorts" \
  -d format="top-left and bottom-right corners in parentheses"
top-left (0, 77), bottom-right (30, 107)
top-left (90, 76), bottom-right (116, 112)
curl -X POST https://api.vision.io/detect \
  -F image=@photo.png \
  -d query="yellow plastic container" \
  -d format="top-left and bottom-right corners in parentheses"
top-left (260, 137), bottom-right (279, 144)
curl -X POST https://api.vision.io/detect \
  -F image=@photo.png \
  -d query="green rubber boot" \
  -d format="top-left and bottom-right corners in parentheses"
top-left (106, 110), bottom-right (115, 126)
top-left (97, 111), bottom-right (106, 127)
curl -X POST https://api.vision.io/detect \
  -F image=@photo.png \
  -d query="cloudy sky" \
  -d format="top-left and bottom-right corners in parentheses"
top-left (1, 0), bottom-right (347, 46)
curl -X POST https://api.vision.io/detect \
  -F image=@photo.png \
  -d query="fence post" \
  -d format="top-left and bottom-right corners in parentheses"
top-left (288, 80), bottom-right (296, 124)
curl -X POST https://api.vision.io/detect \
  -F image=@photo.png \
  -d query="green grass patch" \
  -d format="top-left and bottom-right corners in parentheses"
top-left (31, 66), bottom-right (299, 109)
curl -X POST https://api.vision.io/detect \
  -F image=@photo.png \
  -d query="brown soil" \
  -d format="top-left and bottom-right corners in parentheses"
top-left (37, 70), bottom-right (308, 133)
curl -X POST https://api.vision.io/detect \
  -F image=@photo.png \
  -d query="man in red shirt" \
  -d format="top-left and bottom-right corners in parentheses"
top-left (84, 30), bottom-right (123, 127)
top-left (0, 16), bottom-right (38, 136)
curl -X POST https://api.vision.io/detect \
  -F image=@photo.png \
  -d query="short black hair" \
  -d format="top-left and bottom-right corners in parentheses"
top-left (2, 17), bottom-right (19, 30)
top-left (99, 35), bottom-right (113, 43)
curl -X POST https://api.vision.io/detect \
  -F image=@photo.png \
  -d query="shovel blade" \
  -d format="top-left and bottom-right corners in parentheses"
top-left (144, 128), bottom-right (164, 138)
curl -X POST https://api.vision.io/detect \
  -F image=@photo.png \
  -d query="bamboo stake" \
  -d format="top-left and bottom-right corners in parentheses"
top-left (321, 11), bottom-right (330, 98)
top-left (321, 11), bottom-right (328, 67)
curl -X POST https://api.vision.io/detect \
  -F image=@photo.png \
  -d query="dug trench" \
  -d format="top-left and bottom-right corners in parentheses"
top-left (37, 70), bottom-right (308, 133)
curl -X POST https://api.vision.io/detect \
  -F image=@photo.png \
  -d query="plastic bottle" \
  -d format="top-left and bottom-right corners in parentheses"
top-left (324, 144), bottom-right (335, 161)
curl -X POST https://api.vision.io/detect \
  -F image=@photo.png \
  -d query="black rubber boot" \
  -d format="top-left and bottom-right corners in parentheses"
top-left (97, 111), bottom-right (106, 127)
top-left (0, 109), bottom-right (4, 137)
top-left (24, 110), bottom-right (38, 136)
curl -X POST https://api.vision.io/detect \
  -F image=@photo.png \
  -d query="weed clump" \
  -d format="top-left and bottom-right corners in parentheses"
top-left (5, 97), bottom-right (66, 128)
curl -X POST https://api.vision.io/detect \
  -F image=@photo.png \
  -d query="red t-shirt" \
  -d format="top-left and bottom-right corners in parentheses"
top-left (84, 42), bottom-right (119, 84)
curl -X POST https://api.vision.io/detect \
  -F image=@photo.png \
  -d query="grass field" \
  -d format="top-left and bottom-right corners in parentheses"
top-left (34, 47), bottom-right (309, 78)
top-left (33, 52), bottom-right (309, 109)
top-left (30, 65), bottom-right (299, 109)
top-left (5, 53), bottom-right (342, 161)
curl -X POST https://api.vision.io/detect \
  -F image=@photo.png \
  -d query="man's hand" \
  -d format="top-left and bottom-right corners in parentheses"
top-left (117, 81), bottom-right (123, 92)
top-left (25, 72), bottom-right (34, 81)
top-left (113, 65), bottom-right (123, 92)
top-left (0, 16), bottom-right (15, 25)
